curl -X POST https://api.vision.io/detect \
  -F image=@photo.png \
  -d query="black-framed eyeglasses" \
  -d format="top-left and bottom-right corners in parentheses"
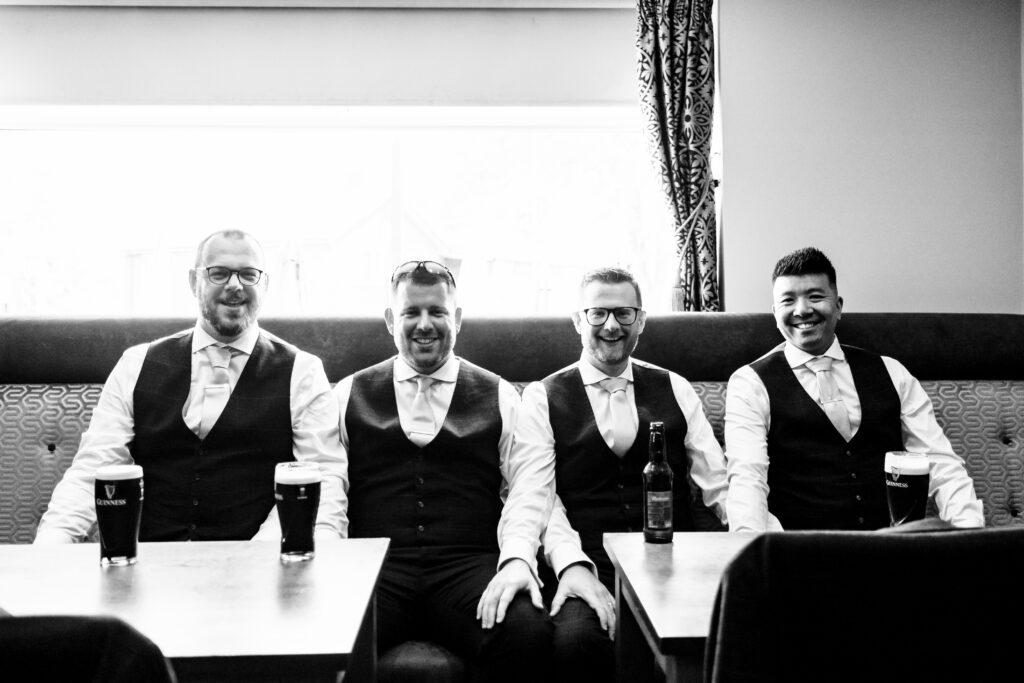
top-left (391, 260), bottom-right (456, 287)
top-left (581, 307), bottom-right (641, 326)
top-left (199, 266), bottom-right (264, 286)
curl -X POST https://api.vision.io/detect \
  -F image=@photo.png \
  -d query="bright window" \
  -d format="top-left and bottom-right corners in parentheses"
top-left (0, 105), bottom-right (675, 318)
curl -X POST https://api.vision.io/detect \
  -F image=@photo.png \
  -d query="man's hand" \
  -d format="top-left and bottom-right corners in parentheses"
top-left (475, 558), bottom-right (543, 629)
top-left (550, 564), bottom-right (616, 638)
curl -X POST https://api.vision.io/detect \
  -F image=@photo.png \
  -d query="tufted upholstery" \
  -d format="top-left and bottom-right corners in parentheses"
top-left (2, 313), bottom-right (1023, 543)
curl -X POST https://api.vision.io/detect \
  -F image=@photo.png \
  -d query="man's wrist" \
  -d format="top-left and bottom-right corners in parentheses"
top-left (557, 560), bottom-right (594, 580)
top-left (499, 557), bottom-right (542, 587)
top-left (498, 557), bottom-right (530, 571)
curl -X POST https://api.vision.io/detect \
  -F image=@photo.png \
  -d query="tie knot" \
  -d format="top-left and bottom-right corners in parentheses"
top-left (415, 375), bottom-right (435, 393)
top-left (205, 344), bottom-right (232, 369)
top-left (806, 356), bottom-right (833, 373)
top-left (599, 377), bottom-right (629, 394)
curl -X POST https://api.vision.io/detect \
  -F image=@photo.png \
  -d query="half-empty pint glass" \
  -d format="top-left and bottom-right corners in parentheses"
top-left (94, 464), bottom-right (144, 566)
top-left (274, 462), bottom-right (322, 562)
top-left (884, 451), bottom-right (930, 527)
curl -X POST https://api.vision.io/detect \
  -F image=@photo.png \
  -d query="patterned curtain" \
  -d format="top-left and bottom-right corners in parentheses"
top-left (637, 0), bottom-right (720, 311)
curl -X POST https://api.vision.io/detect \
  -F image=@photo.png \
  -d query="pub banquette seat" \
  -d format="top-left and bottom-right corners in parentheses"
top-left (1, 312), bottom-right (1022, 680)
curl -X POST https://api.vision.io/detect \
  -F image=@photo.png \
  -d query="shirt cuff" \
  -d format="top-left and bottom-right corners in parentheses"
top-left (33, 528), bottom-right (76, 544)
top-left (498, 538), bottom-right (539, 578)
top-left (315, 527), bottom-right (344, 542)
top-left (548, 543), bottom-right (594, 578)
top-left (557, 560), bottom-right (597, 580)
top-left (945, 503), bottom-right (986, 529)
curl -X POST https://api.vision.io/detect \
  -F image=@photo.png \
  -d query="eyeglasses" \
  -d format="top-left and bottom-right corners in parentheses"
top-left (199, 266), bottom-right (264, 286)
top-left (581, 307), bottom-right (641, 326)
top-left (391, 260), bottom-right (456, 287)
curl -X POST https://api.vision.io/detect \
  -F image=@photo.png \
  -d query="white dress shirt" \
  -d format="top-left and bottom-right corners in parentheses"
top-left (35, 322), bottom-right (349, 543)
top-left (332, 355), bottom-right (555, 576)
top-left (725, 337), bottom-right (985, 532)
top-left (516, 355), bottom-right (729, 577)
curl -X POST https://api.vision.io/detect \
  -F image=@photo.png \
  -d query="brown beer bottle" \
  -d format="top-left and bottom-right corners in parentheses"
top-left (643, 421), bottom-right (674, 543)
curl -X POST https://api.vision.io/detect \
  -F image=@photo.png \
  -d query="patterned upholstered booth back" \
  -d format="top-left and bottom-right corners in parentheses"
top-left (2, 313), bottom-right (1022, 542)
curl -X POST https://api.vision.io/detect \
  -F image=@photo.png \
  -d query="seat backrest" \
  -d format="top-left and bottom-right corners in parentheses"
top-left (703, 527), bottom-right (1024, 683)
top-left (0, 614), bottom-right (177, 683)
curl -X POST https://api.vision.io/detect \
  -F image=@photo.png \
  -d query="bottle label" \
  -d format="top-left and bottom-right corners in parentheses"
top-left (646, 492), bottom-right (673, 529)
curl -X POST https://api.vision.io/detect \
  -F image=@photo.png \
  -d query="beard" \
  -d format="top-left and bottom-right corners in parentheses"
top-left (200, 296), bottom-right (257, 339)
top-left (590, 334), bottom-right (638, 367)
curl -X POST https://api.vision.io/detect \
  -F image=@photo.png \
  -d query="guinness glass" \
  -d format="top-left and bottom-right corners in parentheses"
top-left (274, 462), bottom-right (322, 562)
top-left (94, 464), bottom-right (144, 566)
top-left (884, 451), bottom-right (930, 527)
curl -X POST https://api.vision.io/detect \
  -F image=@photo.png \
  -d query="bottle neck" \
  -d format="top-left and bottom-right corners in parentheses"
top-left (649, 432), bottom-right (666, 463)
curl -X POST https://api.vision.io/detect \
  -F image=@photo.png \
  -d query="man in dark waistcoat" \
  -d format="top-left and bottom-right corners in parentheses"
top-left (514, 267), bottom-right (729, 683)
top-left (724, 246), bottom-right (983, 532)
top-left (35, 230), bottom-right (347, 544)
top-left (333, 260), bottom-right (555, 682)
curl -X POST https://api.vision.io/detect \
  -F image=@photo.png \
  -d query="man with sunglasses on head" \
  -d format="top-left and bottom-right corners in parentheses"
top-left (36, 230), bottom-right (347, 544)
top-left (513, 267), bottom-right (729, 683)
top-left (333, 260), bottom-right (555, 682)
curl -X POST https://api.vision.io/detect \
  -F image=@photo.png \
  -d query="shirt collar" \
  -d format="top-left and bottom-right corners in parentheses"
top-left (192, 322), bottom-right (260, 356)
top-left (578, 353), bottom-right (634, 386)
top-left (783, 336), bottom-right (845, 369)
top-left (394, 354), bottom-right (461, 383)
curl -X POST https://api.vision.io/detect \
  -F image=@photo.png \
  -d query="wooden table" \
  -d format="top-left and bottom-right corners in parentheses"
top-left (604, 532), bottom-right (757, 683)
top-left (0, 538), bottom-right (390, 682)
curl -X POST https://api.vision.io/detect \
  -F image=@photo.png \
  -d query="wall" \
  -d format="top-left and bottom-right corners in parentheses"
top-left (1, 1), bottom-right (1022, 313)
top-left (0, 3), bottom-right (636, 105)
top-left (719, 0), bottom-right (1023, 313)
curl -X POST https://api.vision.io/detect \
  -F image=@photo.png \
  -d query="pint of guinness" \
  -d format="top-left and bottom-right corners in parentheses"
top-left (94, 464), bottom-right (144, 566)
top-left (274, 462), bottom-right (322, 562)
top-left (884, 451), bottom-right (930, 526)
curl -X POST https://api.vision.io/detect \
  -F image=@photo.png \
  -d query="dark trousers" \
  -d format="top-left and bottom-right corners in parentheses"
top-left (0, 615), bottom-right (177, 683)
top-left (378, 546), bottom-right (553, 683)
top-left (539, 561), bottom-right (614, 683)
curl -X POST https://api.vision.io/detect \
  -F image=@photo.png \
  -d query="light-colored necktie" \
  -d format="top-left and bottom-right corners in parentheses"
top-left (599, 377), bottom-right (636, 457)
top-left (805, 356), bottom-right (853, 441)
top-left (199, 345), bottom-right (233, 439)
top-left (408, 375), bottom-right (436, 447)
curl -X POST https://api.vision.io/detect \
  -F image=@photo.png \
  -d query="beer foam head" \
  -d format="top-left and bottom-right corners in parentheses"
top-left (275, 462), bottom-right (321, 485)
top-left (884, 451), bottom-right (930, 476)
top-left (95, 464), bottom-right (143, 481)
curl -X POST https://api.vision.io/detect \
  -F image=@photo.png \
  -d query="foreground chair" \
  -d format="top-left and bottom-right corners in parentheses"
top-left (704, 526), bottom-right (1024, 683)
top-left (379, 640), bottom-right (482, 683)
top-left (0, 614), bottom-right (177, 682)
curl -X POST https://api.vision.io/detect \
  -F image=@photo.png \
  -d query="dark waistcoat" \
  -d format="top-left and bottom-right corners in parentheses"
top-left (345, 358), bottom-right (503, 550)
top-left (751, 345), bottom-right (902, 530)
top-left (131, 330), bottom-right (296, 542)
top-left (543, 362), bottom-right (694, 583)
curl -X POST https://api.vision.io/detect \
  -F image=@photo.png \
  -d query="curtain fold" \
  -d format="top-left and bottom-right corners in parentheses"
top-left (638, 0), bottom-right (720, 312)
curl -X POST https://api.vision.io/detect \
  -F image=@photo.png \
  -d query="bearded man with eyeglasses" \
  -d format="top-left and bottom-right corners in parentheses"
top-left (36, 230), bottom-right (347, 544)
top-left (513, 266), bottom-right (729, 683)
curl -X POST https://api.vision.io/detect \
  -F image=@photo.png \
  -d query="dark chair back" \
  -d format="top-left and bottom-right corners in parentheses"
top-left (0, 615), bottom-right (177, 682)
top-left (703, 527), bottom-right (1024, 683)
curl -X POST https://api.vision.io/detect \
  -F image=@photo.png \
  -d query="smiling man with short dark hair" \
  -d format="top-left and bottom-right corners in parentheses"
top-left (724, 246), bottom-right (984, 532)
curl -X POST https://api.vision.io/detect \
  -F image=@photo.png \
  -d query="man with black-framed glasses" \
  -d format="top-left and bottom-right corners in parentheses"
top-left (513, 266), bottom-right (729, 683)
top-left (36, 229), bottom-right (347, 544)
